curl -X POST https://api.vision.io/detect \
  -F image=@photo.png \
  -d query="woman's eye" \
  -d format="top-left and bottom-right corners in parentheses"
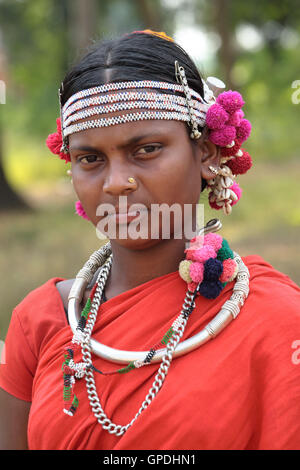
top-left (78, 155), bottom-right (103, 164)
top-left (136, 144), bottom-right (161, 156)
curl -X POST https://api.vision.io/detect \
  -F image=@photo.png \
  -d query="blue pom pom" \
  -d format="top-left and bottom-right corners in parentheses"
top-left (203, 258), bottom-right (223, 281)
top-left (199, 279), bottom-right (223, 299)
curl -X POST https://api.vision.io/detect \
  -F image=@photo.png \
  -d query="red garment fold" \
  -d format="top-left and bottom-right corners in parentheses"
top-left (1, 255), bottom-right (300, 450)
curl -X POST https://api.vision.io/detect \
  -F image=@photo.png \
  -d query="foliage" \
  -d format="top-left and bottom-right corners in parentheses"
top-left (0, 0), bottom-right (299, 187)
top-left (0, 0), bottom-right (68, 137)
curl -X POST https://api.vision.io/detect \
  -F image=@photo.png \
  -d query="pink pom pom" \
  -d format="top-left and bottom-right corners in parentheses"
top-left (75, 200), bottom-right (90, 220)
top-left (205, 104), bottom-right (229, 130)
top-left (220, 139), bottom-right (241, 157)
top-left (226, 109), bottom-right (243, 127)
top-left (236, 119), bottom-right (251, 143)
top-left (204, 232), bottom-right (223, 252)
top-left (226, 150), bottom-right (253, 175)
top-left (46, 118), bottom-right (71, 163)
top-left (189, 262), bottom-right (204, 283)
top-left (217, 91), bottom-right (245, 114)
top-left (209, 125), bottom-right (236, 147)
top-left (220, 258), bottom-right (238, 283)
top-left (229, 182), bottom-right (242, 206)
top-left (186, 235), bottom-right (204, 251)
top-left (189, 245), bottom-right (217, 263)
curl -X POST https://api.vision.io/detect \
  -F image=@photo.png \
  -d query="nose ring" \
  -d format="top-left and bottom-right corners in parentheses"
top-left (128, 177), bottom-right (136, 184)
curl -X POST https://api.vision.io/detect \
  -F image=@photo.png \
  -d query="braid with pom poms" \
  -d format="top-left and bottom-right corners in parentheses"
top-left (204, 90), bottom-right (253, 216)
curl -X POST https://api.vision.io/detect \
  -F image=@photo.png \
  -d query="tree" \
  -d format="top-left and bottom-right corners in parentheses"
top-left (212, 0), bottom-right (236, 89)
top-left (0, 30), bottom-right (30, 211)
top-left (0, 0), bottom-right (71, 212)
top-left (69, 0), bottom-right (98, 54)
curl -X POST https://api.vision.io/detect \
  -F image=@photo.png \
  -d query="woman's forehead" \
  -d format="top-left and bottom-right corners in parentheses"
top-left (68, 119), bottom-right (187, 151)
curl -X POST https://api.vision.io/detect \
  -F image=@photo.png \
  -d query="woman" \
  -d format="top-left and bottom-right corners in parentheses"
top-left (1, 30), bottom-right (300, 450)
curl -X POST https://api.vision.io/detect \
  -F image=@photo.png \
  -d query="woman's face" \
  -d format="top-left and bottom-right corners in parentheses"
top-left (68, 119), bottom-right (214, 249)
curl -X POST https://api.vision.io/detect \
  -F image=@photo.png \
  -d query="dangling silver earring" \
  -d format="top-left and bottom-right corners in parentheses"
top-left (67, 169), bottom-right (73, 184)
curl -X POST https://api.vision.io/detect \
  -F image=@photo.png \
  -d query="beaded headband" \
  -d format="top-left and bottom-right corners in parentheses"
top-left (59, 76), bottom-right (215, 154)
top-left (46, 31), bottom-right (253, 216)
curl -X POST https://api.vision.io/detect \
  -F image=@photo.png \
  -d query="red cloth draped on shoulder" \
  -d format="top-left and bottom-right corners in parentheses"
top-left (1, 254), bottom-right (300, 450)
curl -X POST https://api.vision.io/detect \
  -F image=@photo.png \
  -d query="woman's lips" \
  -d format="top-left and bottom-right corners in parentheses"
top-left (107, 209), bottom-right (148, 225)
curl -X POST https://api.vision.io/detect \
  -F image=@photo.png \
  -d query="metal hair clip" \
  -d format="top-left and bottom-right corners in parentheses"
top-left (58, 83), bottom-right (69, 154)
top-left (174, 61), bottom-right (202, 140)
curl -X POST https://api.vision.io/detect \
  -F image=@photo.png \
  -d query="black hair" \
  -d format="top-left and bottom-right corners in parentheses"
top-left (61, 32), bottom-right (208, 191)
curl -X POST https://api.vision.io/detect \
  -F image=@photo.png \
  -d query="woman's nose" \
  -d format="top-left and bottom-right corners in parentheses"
top-left (102, 168), bottom-right (138, 195)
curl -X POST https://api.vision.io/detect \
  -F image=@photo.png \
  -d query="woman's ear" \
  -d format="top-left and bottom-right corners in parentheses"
top-left (195, 128), bottom-right (221, 182)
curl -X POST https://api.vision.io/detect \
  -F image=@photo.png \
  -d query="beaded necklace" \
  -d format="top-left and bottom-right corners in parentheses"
top-left (62, 219), bottom-right (250, 431)
top-left (62, 271), bottom-right (199, 416)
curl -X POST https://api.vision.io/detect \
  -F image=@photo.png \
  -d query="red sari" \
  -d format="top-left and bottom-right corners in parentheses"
top-left (1, 254), bottom-right (300, 450)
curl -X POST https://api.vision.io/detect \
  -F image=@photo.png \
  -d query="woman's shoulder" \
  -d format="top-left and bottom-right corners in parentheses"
top-left (13, 277), bottom-right (68, 332)
top-left (5, 277), bottom-right (69, 363)
top-left (242, 253), bottom-right (300, 297)
top-left (238, 253), bottom-right (300, 337)
top-left (14, 267), bottom-right (102, 324)
top-left (14, 277), bottom-right (67, 316)
top-left (9, 269), bottom-right (102, 359)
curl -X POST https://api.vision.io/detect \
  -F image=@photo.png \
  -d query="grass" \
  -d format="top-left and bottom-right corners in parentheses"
top-left (0, 158), bottom-right (300, 337)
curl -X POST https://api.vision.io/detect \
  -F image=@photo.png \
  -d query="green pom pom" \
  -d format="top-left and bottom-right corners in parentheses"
top-left (217, 238), bottom-right (234, 261)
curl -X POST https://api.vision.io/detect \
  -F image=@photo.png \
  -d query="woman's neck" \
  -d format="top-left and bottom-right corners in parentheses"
top-left (104, 238), bottom-right (188, 300)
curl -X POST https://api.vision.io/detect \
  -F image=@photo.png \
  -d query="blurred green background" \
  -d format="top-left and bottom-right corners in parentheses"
top-left (0, 0), bottom-right (299, 336)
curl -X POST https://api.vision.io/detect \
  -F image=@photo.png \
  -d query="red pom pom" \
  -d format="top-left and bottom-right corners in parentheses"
top-left (226, 150), bottom-right (253, 175)
top-left (46, 118), bottom-right (70, 163)
top-left (220, 140), bottom-right (241, 157)
top-left (46, 131), bottom-right (62, 155)
top-left (220, 258), bottom-right (238, 283)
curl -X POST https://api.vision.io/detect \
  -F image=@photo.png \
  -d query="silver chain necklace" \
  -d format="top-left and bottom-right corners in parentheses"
top-left (67, 219), bottom-right (250, 435)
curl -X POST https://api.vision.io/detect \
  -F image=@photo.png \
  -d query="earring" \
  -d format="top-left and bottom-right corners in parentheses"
top-left (67, 169), bottom-right (73, 184)
top-left (208, 165), bottom-right (220, 176)
top-left (75, 200), bottom-right (90, 221)
top-left (206, 165), bottom-right (241, 216)
top-left (67, 170), bottom-right (89, 221)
